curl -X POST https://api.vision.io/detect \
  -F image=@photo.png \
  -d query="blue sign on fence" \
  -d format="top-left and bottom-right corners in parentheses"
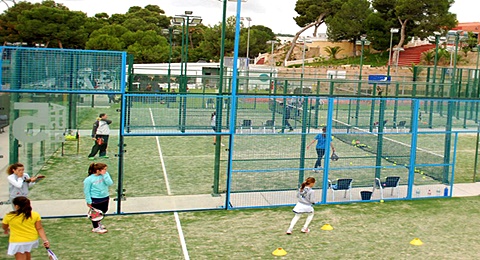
top-left (368, 75), bottom-right (391, 84)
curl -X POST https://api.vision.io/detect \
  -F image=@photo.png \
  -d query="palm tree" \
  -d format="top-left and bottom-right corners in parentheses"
top-left (422, 50), bottom-right (435, 65)
top-left (324, 46), bottom-right (343, 60)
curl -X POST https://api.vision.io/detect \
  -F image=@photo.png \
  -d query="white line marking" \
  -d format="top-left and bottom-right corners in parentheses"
top-left (148, 108), bottom-right (171, 195)
top-left (175, 212), bottom-right (190, 260)
top-left (148, 108), bottom-right (189, 260)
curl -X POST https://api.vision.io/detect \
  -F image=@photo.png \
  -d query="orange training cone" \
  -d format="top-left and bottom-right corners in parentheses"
top-left (272, 247), bottom-right (287, 256)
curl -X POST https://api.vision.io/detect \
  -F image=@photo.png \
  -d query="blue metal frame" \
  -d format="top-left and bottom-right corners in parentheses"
top-left (225, 0), bottom-right (244, 210)
top-left (406, 100), bottom-right (420, 199)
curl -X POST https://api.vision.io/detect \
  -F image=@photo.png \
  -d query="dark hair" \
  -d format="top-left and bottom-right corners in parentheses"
top-left (10, 196), bottom-right (32, 220)
top-left (6, 163), bottom-right (24, 175)
top-left (300, 177), bottom-right (316, 192)
top-left (211, 111), bottom-right (216, 119)
top-left (88, 162), bottom-right (108, 176)
top-left (99, 113), bottom-right (106, 118)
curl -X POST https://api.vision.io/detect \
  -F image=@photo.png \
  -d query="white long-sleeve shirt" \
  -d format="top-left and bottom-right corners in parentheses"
top-left (8, 173), bottom-right (35, 199)
top-left (297, 187), bottom-right (315, 205)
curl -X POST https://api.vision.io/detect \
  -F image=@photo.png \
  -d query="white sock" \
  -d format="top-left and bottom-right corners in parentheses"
top-left (288, 214), bottom-right (302, 230)
top-left (303, 213), bottom-right (314, 229)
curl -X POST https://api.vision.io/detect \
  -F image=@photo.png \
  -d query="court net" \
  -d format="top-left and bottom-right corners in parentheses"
top-left (332, 119), bottom-right (447, 181)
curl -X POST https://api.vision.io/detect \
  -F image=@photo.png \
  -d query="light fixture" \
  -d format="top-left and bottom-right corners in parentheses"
top-left (172, 17), bottom-right (185, 24)
top-left (185, 11), bottom-right (193, 15)
top-left (191, 17), bottom-right (203, 25)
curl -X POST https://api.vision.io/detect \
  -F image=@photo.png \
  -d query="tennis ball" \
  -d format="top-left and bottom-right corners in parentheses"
top-left (287, 138), bottom-right (290, 140)
top-left (350, 162), bottom-right (353, 165)
top-left (393, 163), bottom-right (396, 166)
top-left (380, 199), bottom-right (384, 203)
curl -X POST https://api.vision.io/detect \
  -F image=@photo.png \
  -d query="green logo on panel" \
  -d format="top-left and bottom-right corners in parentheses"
top-left (259, 74), bottom-right (269, 82)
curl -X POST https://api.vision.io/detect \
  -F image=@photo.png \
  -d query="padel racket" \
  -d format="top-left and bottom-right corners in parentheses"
top-left (330, 152), bottom-right (339, 161)
top-left (46, 247), bottom-right (59, 260)
top-left (87, 207), bottom-right (104, 221)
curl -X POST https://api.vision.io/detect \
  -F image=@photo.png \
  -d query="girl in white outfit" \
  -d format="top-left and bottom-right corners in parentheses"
top-left (286, 177), bottom-right (316, 234)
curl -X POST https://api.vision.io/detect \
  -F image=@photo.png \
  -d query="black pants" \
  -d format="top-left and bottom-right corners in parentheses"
top-left (88, 135), bottom-right (109, 157)
top-left (284, 118), bottom-right (293, 130)
top-left (91, 197), bottom-right (109, 228)
top-left (315, 148), bottom-right (326, 168)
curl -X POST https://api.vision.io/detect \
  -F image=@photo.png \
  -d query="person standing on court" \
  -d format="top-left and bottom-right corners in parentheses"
top-left (83, 162), bottom-right (113, 234)
top-left (88, 113), bottom-right (112, 160)
top-left (2, 196), bottom-right (50, 259)
top-left (6, 163), bottom-right (44, 202)
top-left (307, 126), bottom-right (335, 171)
top-left (279, 101), bottom-right (294, 132)
top-left (286, 177), bottom-right (316, 234)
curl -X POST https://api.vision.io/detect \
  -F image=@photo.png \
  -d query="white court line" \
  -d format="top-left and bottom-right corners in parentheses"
top-left (174, 212), bottom-right (190, 260)
top-left (148, 108), bottom-right (172, 195)
top-left (148, 108), bottom-right (189, 260)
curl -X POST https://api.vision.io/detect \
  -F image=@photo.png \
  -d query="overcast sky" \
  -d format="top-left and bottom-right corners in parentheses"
top-left (0, 0), bottom-right (478, 35)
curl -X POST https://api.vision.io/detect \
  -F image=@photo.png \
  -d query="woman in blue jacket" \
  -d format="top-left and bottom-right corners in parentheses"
top-left (83, 162), bottom-right (113, 234)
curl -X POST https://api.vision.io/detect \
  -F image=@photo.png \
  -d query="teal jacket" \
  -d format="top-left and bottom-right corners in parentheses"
top-left (83, 172), bottom-right (114, 204)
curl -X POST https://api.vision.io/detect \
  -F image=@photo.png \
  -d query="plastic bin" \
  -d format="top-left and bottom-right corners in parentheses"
top-left (360, 191), bottom-right (372, 200)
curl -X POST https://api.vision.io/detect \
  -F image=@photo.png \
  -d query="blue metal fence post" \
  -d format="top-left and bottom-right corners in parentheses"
top-left (406, 100), bottom-right (420, 199)
top-left (321, 97), bottom-right (335, 204)
top-left (225, 0), bottom-right (243, 210)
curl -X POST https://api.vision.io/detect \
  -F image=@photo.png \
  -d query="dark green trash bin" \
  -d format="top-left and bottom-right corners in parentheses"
top-left (360, 191), bottom-right (372, 200)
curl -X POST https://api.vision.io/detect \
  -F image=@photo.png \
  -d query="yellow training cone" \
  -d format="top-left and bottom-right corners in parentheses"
top-left (272, 247), bottom-right (287, 256)
top-left (321, 224), bottom-right (334, 230)
top-left (410, 238), bottom-right (424, 246)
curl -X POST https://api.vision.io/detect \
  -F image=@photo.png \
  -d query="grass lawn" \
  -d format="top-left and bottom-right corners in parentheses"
top-left (2, 196), bottom-right (480, 259)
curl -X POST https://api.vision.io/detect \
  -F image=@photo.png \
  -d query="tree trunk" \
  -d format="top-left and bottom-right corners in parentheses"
top-left (392, 18), bottom-right (408, 64)
top-left (313, 24), bottom-right (319, 37)
top-left (284, 13), bottom-right (326, 66)
top-left (57, 40), bottom-right (63, 49)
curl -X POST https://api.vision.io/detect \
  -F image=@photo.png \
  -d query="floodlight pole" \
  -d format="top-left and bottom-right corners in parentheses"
top-left (173, 12), bottom-right (202, 133)
top-left (429, 32), bottom-right (441, 128)
top-left (387, 28), bottom-right (399, 78)
top-left (443, 30), bottom-right (462, 184)
top-left (162, 27), bottom-right (179, 92)
top-left (355, 36), bottom-right (366, 126)
top-left (212, 0), bottom-right (229, 196)
top-left (266, 40), bottom-right (276, 93)
top-left (301, 37), bottom-right (306, 89)
top-left (168, 28), bottom-right (173, 92)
